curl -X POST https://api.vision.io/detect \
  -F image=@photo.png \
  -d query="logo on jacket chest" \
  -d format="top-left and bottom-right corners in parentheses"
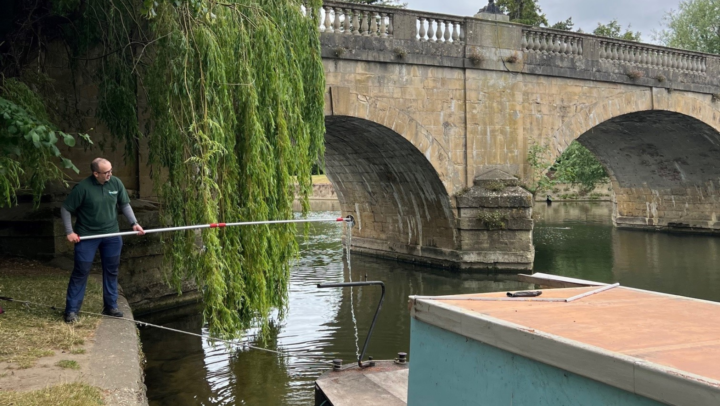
top-left (108, 191), bottom-right (118, 196)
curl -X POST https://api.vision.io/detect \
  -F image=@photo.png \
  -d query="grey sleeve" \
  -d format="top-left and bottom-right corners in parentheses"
top-left (121, 204), bottom-right (138, 226)
top-left (60, 206), bottom-right (74, 235)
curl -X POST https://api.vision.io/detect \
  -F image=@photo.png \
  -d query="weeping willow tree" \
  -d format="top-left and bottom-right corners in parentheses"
top-left (1, 0), bottom-right (325, 337)
top-left (144, 0), bottom-right (325, 337)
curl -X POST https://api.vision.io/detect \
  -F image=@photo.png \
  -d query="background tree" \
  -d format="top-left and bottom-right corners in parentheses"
top-left (593, 19), bottom-right (642, 41)
top-left (552, 141), bottom-right (609, 193)
top-left (496, 0), bottom-right (549, 26)
top-left (659, 0), bottom-right (720, 54)
top-left (550, 17), bottom-right (574, 31)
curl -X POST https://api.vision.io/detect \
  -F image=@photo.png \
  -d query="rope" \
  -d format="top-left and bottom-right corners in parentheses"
top-left (0, 296), bottom-right (334, 365)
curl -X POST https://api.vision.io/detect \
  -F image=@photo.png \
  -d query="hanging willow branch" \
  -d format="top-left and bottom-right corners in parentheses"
top-left (1, 0), bottom-right (324, 338)
top-left (145, 0), bottom-right (325, 337)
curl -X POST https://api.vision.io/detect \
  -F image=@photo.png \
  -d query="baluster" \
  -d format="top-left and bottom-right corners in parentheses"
top-left (352, 10), bottom-right (360, 35)
top-left (521, 31), bottom-right (528, 50)
top-left (333, 7), bottom-right (341, 32)
top-left (682, 55), bottom-right (689, 72)
top-left (361, 11), bottom-right (369, 36)
top-left (561, 36), bottom-right (569, 55)
top-left (600, 42), bottom-right (607, 59)
top-left (541, 33), bottom-right (550, 53)
top-left (610, 43), bottom-right (618, 61)
top-left (344, 9), bottom-right (352, 34)
top-left (388, 15), bottom-right (394, 36)
top-left (369, 12), bottom-right (378, 36)
top-left (380, 13), bottom-right (387, 37)
top-left (452, 22), bottom-right (459, 42)
top-left (459, 24), bottom-right (465, 42)
top-left (571, 37), bottom-right (578, 55)
top-left (693, 56), bottom-right (700, 72)
top-left (546, 34), bottom-right (555, 54)
top-left (322, 6), bottom-right (331, 32)
top-left (444, 21), bottom-right (451, 42)
top-left (435, 19), bottom-right (443, 42)
top-left (670, 53), bottom-right (677, 70)
top-left (419, 17), bottom-right (427, 41)
top-left (532, 32), bottom-right (541, 52)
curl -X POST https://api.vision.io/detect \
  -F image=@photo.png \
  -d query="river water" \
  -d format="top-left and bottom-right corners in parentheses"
top-left (138, 202), bottom-right (720, 405)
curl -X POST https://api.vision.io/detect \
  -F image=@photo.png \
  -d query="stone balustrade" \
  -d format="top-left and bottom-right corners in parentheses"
top-left (522, 29), bottom-right (583, 57)
top-left (316, 1), bottom-right (720, 91)
top-left (598, 40), bottom-right (706, 74)
top-left (415, 13), bottom-right (464, 43)
top-left (314, 2), bottom-right (394, 37)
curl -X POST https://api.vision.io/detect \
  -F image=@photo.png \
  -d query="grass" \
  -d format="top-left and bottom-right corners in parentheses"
top-left (0, 258), bottom-right (102, 369)
top-left (69, 348), bottom-right (86, 355)
top-left (55, 360), bottom-right (80, 370)
top-left (0, 382), bottom-right (104, 406)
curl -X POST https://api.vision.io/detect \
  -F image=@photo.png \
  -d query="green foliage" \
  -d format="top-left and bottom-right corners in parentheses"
top-left (658, 0), bottom-right (720, 54)
top-left (496, 0), bottom-right (548, 27)
top-left (550, 17), bottom-right (574, 31)
top-left (145, 0), bottom-right (325, 338)
top-left (477, 211), bottom-right (507, 230)
top-left (525, 139), bottom-right (608, 195)
top-left (0, 79), bottom-right (91, 207)
top-left (525, 137), bottom-right (554, 194)
top-left (593, 19), bottom-right (642, 41)
top-left (484, 180), bottom-right (507, 192)
top-left (553, 141), bottom-right (609, 193)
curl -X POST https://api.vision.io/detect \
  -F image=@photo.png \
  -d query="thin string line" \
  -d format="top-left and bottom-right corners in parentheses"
top-left (0, 296), bottom-right (334, 365)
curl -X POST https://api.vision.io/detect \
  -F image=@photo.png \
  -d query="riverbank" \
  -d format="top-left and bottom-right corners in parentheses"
top-left (0, 257), bottom-right (147, 405)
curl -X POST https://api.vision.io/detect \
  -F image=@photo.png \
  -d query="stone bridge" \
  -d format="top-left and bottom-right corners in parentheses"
top-left (316, 1), bottom-right (720, 270)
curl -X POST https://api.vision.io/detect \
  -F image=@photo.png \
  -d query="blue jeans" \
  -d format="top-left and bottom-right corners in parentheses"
top-left (65, 236), bottom-right (123, 314)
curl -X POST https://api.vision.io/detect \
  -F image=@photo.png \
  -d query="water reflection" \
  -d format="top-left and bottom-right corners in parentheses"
top-left (140, 203), bottom-right (720, 405)
top-left (534, 202), bottom-right (720, 302)
top-left (139, 212), bottom-right (529, 405)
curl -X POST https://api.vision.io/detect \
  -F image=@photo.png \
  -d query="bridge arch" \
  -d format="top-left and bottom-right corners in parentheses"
top-left (324, 114), bottom-right (459, 264)
top-left (551, 90), bottom-right (720, 231)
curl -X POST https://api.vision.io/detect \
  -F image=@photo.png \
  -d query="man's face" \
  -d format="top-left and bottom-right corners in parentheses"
top-left (93, 161), bottom-right (113, 185)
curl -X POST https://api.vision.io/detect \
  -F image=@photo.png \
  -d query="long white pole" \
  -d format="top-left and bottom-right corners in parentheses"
top-left (78, 217), bottom-right (352, 241)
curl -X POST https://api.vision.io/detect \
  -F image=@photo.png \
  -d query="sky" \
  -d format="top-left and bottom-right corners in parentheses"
top-left (406, 0), bottom-right (684, 43)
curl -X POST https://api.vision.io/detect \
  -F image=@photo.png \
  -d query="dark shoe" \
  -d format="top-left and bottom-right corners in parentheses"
top-left (102, 307), bottom-right (123, 318)
top-left (64, 312), bottom-right (79, 323)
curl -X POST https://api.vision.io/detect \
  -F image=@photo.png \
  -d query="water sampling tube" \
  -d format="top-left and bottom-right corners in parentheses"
top-left (77, 216), bottom-right (355, 241)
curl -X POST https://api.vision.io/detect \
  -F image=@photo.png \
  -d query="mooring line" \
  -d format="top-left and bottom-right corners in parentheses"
top-left (0, 296), bottom-right (334, 365)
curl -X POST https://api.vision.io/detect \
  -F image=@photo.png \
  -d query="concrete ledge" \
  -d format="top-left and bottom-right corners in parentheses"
top-left (87, 293), bottom-right (148, 405)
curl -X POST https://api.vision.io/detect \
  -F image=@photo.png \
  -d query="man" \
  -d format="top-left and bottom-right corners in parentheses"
top-left (61, 158), bottom-right (145, 323)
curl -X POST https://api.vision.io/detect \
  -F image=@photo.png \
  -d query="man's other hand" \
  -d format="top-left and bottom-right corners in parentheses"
top-left (133, 224), bottom-right (146, 235)
top-left (67, 233), bottom-right (80, 243)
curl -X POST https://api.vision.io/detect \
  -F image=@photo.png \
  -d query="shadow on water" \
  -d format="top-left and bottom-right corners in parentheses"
top-left (140, 203), bottom-right (720, 405)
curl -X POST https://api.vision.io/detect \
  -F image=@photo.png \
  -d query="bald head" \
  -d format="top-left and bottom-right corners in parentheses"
top-left (91, 158), bottom-right (113, 184)
top-left (90, 158), bottom-right (111, 173)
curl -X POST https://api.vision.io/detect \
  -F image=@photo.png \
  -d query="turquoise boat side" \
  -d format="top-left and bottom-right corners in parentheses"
top-left (407, 319), bottom-right (665, 406)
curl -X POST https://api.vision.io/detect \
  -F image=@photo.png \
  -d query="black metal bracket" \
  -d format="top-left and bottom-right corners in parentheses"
top-left (317, 281), bottom-right (385, 369)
